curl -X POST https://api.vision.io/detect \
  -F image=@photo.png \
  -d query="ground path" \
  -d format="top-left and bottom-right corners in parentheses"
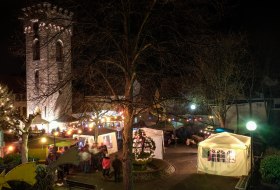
top-left (55, 144), bottom-right (240, 190)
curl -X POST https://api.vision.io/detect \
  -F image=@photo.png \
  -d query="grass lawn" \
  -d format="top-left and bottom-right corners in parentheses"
top-left (28, 135), bottom-right (76, 161)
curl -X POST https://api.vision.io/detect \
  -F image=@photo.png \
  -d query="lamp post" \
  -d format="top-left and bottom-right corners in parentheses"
top-left (190, 104), bottom-right (196, 134)
top-left (41, 137), bottom-right (47, 150)
top-left (246, 120), bottom-right (257, 189)
top-left (190, 104), bottom-right (196, 111)
top-left (209, 115), bottom-right (214, 127)
top-left (190, 104), bottom-right (196, 122)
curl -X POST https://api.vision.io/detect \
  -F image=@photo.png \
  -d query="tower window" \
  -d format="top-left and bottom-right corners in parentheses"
top-left (33, 39), bottom-right (40, 60)
top-left (58, 69), bottom-right (63, 81)
top-left (35, 70), bottom-right (39, 89)
top-left (56, 40), bottom-right (64, 82)
top-left (33, 22), bottom-right (39, 36)
top-left (56, 41), bottom-right (63, 62)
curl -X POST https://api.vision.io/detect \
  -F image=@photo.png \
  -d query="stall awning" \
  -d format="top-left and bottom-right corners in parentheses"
top-left (32, 115), bottom-right (49, 125)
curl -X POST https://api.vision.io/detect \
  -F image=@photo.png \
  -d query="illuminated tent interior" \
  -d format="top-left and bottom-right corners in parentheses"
top-left (197, 132), bottom-right (251, 176)
top-left (73, 127), bottom-right (118, 155)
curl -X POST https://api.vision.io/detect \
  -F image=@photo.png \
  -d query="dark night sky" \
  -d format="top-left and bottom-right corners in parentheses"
top-left (0, 1), bottom-right (25, 75)
top-left (1, 1), bottom-right (280, 76)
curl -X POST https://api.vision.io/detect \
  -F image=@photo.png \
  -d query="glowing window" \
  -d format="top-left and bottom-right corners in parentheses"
top-left (227, 150), bottom-right (236, 163)
top-left (208, 149), bottom-right (236, 163)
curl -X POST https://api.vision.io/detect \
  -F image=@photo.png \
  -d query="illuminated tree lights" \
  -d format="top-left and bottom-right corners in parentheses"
top-left (0, 84), bottom-right (17, 128)
top-left (132, 129), bottom-right (156, 163)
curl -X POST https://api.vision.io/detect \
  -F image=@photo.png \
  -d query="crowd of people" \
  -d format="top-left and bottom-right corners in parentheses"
top-left (45, 142), bottom-right (123, 184)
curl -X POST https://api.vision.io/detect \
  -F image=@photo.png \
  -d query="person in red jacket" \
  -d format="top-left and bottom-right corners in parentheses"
top-left (102, 154), bottom-right (111, 179)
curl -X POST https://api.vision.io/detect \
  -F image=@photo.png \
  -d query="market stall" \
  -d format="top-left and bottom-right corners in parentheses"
top-left (73, 127), bottom-right (118, 155)
top-left (197, 132), bottom-right (251, 176)
top-left (137, 127), bottom-right (165, 159)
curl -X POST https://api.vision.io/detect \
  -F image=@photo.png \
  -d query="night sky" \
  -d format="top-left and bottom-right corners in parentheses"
top-left (1, 1), bottom-right (280, 76)
top-left (0, 1), bottom-right (25, 75)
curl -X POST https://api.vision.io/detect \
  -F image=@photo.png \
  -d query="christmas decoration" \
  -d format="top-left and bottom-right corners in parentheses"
top-left (132, 129), bottom-right (156, 165)
top-left (0, 162), bottom-right (37, 190)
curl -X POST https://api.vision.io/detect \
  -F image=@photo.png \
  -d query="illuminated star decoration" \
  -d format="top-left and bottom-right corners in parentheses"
top-left (0, 162), bottom-right (37, 190)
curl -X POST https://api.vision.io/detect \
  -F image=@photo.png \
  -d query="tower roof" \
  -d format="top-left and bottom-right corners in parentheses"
top-left (20, 2), bottom-right (73, 21)
top-left (19, 2), bottom-right (73, 38)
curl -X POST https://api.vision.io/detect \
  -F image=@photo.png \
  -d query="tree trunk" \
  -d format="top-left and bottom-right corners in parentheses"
top-left (217, 113), bottom-right (226, 128)
top-left (236, 103), bottom-right (240, 133)
top-left (94, 119), bottom-right (99, 144)
top-left (122, 106), bottom-right (134, 190)
top-left (21, 133), bottom-right (29, 163)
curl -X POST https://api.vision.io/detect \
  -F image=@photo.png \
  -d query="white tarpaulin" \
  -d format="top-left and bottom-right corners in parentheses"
top-left (97, 132), bottom-right (118, 155)
top-left (73, 132), bottom-right (118, 155)
top-left (73, 134), bottom-right (95, 147)
top-left (197, 132), bottom-right (251, 176)
top-left (140, 127), bottom-right (164, 159)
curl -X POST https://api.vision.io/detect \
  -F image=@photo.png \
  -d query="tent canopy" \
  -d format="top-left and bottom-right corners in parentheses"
top-left (199, 132), bottom-right (250, 149)
top-left (32, 115), bottom-right (49, 125)
top-left (73, 129), bottom-right (118, 155)
top-left (197, 132), bottom-right (251, 176)
top-left (54, 114), bottom-right (78, 123)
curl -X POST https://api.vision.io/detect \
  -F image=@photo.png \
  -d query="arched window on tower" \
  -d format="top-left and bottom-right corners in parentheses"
top-left (56, 40), bottom-right (63, 82)
top-left (35, 70), bottom-right (39, 90)
top-left (56, 41), bottom-right (63, 62)
top-left (33, 39), bottom-right (40, 61)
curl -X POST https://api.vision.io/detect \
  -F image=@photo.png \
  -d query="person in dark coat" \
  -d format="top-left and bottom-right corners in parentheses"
top-left (112, 154), bottom-right (122, 182)
top-left (62, 146), bottom-right (70, 175)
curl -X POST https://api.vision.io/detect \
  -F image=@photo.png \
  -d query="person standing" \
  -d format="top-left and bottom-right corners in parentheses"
top-left (102, 154), bottom-right (111, 179)
top-left (112, 154), bottom-right (122, 182)
top-left (80, 145), bottom-right (91, 173)
top-left (62, 146), bottom-right (70, 175)
top-left (90, 143), bottom-right (100, 172)
top-left (53, 147), bottom-right (64, 184)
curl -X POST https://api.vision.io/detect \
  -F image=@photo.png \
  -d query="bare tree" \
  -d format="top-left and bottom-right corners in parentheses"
top-left (190, 33), bottom-right (252, 128)
top-left (74, 92), bottom-right (117, 142)
top-left (16, 111), bottom-right (40, 163)
top-left (12, 0), bottom-right (222, 188)
top-left (68, 0), bottom-right (189, 189)
top-left (0, 83), bottom-right (40, 163)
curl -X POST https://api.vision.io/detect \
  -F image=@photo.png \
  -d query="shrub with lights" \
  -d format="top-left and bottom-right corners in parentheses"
top-left (132, 129), bottom-right (156, 170)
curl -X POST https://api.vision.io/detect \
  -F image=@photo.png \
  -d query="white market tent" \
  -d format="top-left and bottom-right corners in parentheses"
top-left (73, 128), bottom-right (118, 155)
top-left (197, 132), bottom-right (251, 176)
top-left (73, 134), bottom-right (95, 146)
top-left (139, 127), bottom-right (165, 159)
top-left (97, 132), bottom-right (118, 155)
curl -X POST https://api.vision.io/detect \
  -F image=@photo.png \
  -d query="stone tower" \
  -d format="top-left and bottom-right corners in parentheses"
top-left (21, 2), bottom-right (73, 122)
